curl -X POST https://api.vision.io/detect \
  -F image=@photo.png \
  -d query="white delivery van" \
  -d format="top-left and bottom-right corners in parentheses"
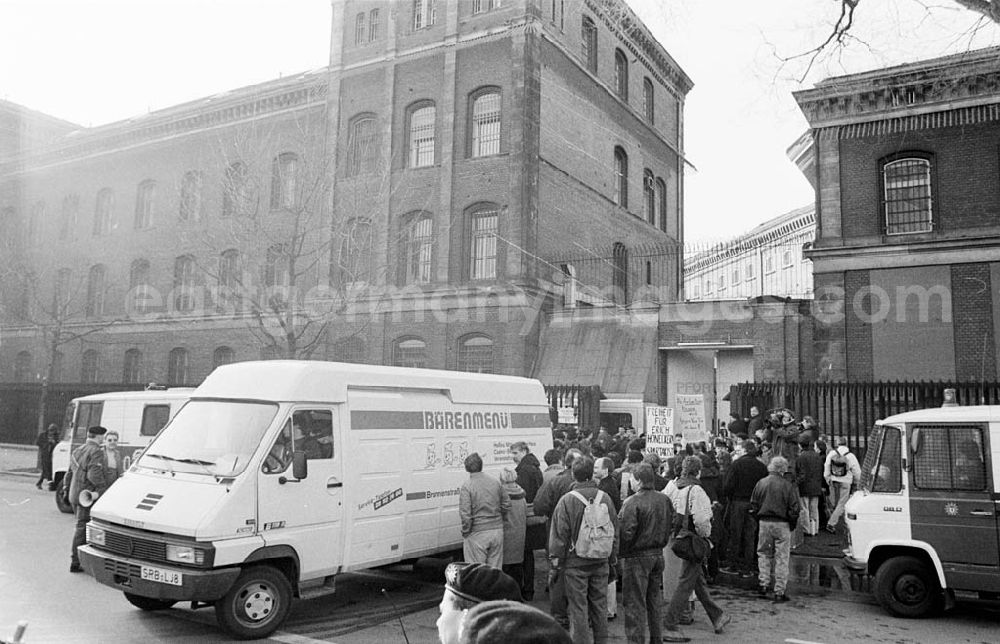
top-left (843, 402), bottom-right (1000, 618)
top-left (600, 396), bottom-right (650, 433)
top-left (51, 386), bottom-right (194, 513)
top-left (78, 361), bottom-right (552, 639)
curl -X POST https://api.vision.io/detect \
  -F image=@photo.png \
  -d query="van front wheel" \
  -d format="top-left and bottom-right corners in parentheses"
top-left (875, 556), bottom-right (940, 618)
top-left (215, 565), bottom-right (292, 640)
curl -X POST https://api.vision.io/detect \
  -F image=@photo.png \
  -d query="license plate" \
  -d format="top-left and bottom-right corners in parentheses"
top-left (141, 565), bottom-right (182, 586)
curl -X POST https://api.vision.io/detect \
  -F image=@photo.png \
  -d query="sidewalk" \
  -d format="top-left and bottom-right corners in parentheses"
top-left (0, 443), bottom-right (39, 477)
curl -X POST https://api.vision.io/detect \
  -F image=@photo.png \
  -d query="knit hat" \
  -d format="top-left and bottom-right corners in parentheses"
top-left (445, 563), bottom-right (522, 604)
top-left (458, 600), bottom-right (572, 644)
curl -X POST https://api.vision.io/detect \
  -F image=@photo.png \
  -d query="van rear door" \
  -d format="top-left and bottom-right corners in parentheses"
top-left (257, 407), bottom-right (344, 579)
top-left (909, 422), bottom-right (1000, 588)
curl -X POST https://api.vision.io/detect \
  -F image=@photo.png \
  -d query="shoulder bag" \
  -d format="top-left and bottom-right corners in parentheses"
top-left (671, 486), bottom-right (709, 563)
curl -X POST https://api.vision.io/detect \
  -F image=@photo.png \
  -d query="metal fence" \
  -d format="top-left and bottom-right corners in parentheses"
top-left (0, 382), bottom-right (146, 444)
top-left (544, 384), bottom-right (603, 432)
top-left (728, 380), bottom-right (1000, 458)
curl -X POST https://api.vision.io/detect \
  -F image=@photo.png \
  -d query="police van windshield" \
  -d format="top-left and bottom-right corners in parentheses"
top-left (135, 400), bottom-right (278, 477)
top-left (860, 424), bottom-right (903, 494)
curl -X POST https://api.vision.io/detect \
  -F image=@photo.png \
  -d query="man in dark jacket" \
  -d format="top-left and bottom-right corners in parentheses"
top-left (719, 440), bottom-right (768, 576)
top-left (549, 456), bottom-right (619, 644)
top-left (533, 447), bottom-right (582, 628)
top-left (69, 425), bottom-right (109, 573)
top-left (726, 412), bottom-right (748, 440)
top-left (510, 441), bottom-right (544, 600)
top-left (795, 440), bottom-right (825, 536)
top-left (747, 406), bottom-right (765, 440)
top-left (618, 464), bottom-right (671, 644)
top-left (750, 456), bottom-right (800, 603)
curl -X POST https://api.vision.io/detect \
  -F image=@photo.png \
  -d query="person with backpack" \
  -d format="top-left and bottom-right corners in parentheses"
top-left (548, 456), bottom-right (619, 644)
top-left (824, 436), bottom-right (862, 534)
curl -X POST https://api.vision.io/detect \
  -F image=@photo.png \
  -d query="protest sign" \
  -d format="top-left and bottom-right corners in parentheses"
top-left (675, 394), bottom-right (708, 444)
top-left (644, 406), bottom-right (674, 459)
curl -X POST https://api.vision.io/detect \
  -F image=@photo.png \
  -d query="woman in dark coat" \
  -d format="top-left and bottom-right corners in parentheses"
top-left (35, 423), bottom-right (58, 489)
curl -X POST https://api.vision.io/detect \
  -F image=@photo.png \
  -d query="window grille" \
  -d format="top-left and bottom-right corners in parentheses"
top-left (368, 9), bottom-right (380, 41)
top-left (333, 337), bottom-right (366, 364)
top-left (173, 255), bottom-right (196, 313)
top-left (470, 209), bottom-right (498, 280)
top-left (404, 215), bottom-right (434, 284)
top-left (409, 105), bottom-right (436, 167)
top-left (60, 194), bottom-right (79, 240)
top-left (213, 346), bottom-right (235, 369)
top-left (348, 117), bottom-right (378, 175)
top-left (167, 348), bottom-right (189, 385)
top-left (86, 265), bottom-right (106, 317)
top-left (270, 153), bottom-right (298, 209)
top-left (614, 49), bottom-right (628, 100)
top-left (180, 171), bottom-right (203, 221)
top-left (123, 349), bottom-right (143, 384)
top-left (129, 259), bottom-right (151, 314)
top-left (643, 170), bottom-right (655, 225)
top-left (913, 425), bottom-right (986, 491)
top-left (394, 338), bottom-right (427, 368)
top-left (81, 349), bottom-right (99, 383)
top-left (458, 335), bottom-right (494, 373)
top-left (94, 188), bottom-right (115, 236)
top-left (581, 17), bottom-right (597, 72)
top-left (355, 13), bottom-right (366, 45)
top-left (643, 77), bottom-right (654, 122)
top-left (613, 147), bottom-right (628, 208)
top-left (472, 92), bottom-right (501, 157)
top-left (883, 157), bottom-right (933, 234)
top-left (134, 180), bottom-right (156, 229)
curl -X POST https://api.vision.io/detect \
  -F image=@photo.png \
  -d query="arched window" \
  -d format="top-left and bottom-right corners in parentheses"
top-left (129, 259), bottom-right (151, 315)
top-left (643, 169), bottom-right (655, 225)
top-left (134, 179), bottom-right (156, 229)
top-left (469, 205), bottom-right (499, 280)
top-left (59, 194), bottom-right (79, 240)
top-left (470, 89), bottom-right (501, 157)
top-left (167, 347), bottom-right (189, 385)
top-left (53, 268), bottom-right (72, 312)
top-left (333, 336), bottom-right (366, 364)
top-left (458, 334), bottom-right (494, 374)
top-left (401, 213), bottom-right (433, 285)
top-left (408, 103), bottom-right (436, 168)
top-left (412, 0), bottom-right (436, 29)
top-left (264, 244), bottom-right (290, 289)
top-left (393, 337), bottom-right (427, 369)
top-left (340, 218), bottom-right (372, 284)
top-left (882, 154), bottom-right (933, 234)
top-left (173, 255), bottom-right (197, 313)
top-left (655, 177), bottom-right (667, 232)
top-left (213, 346), bottom-right (235, 369)
top-left (93, 188), bottom-right (115, 236)
top-left (612, 242), bottom-right (628, 305)
top-left (613, 147), bottom-right (628, 208)
top-left (81, 349), bottom-right (99, 383)
top-left (222, 162), bottom-right (254, 217)
top-left (86, 264), bottom-right (106, 317)
top-left (26, 201), bottom-right (43, 246)
top-left (14, 351), bottom-right (33, 382)
top-left (369, 9), bottom-right (380, 40)
top-left (218, 249), bottom-right (241, 306)
top-left (355, 12), bottom-right (366, 45)
top-left (614, 49), bottom-right (628, 100)
top-left (581, 17), bottom-right (597, 72)
top-left (123, 349), bottom-right (143, 384)
top-left (179, 170), bottom-right (203, 221)
top-left (270, 152), bottom-right (299, 210)
top-left (347, 115), bottom-right (378, 175)
top-left (643, 77), bottom-right (654, 122)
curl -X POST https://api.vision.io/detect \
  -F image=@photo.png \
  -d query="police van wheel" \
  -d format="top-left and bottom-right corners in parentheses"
top-left (124, 592), bottom-right (176, 611)
top-left (875, 556), bottom-right (940, 618)
top-left (215, 565), bottom-right (292, 640)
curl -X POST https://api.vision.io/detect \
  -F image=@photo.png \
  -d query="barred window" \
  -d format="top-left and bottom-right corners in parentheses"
top-left (655, 177), bottom-right (666, 231)
top-left (883, 157), bottom-right (933, 235)
top-left (265, 244), bottom-right (290, 289)
top-left (26, 200), bottom-right (43, 246)
top-left (123, 349), bottom-right (143, 385)
top-left (643, 77), bottom-right (654, 122)
top-left (93, 188), bottom-right (115, 236)
top-left (473, 0), bottom-right (499, 13)
top-left (913, 425), bottom-right (986, 491)
top-left (471, 90), bottom-right (501, 157)
top-left (355, 13), bottom-right (366, 45)
top-left (59, 194), bottom-right (79, 240)
top-left (86, 264), bottom-right (106, 317)
top-left (341, 218), bottom-right (372, 284)
top-left (581, 17), bottom-right (597, 72)
top-left (643, 169), bottom-right (655, 225)
top-left (614, 49), bottom-right (628, 100)
top-left (129, 259), bottom-right (152, 315)
top-left (348, 115), bottom-right (378, 175)
top-left (402, 214), bottom-right (434, 284)
top-left (369, 9), bottom-right (380, 41)
top-left (218, 249), bottom-right (241, 306)
top-left (179, 171), bottom-right (203, 221)
top-left (270, 152), bottom-right (299, 210)
top-left (393, 337), bottom-right (427, 369)
top-left (613, 147), bottom-right (628, 207)
top-left (173, 255), bottom-right (197, 313)
top-left (81, 349), bottom-right (99, 383)
top-left (458, 335), bottom-right (494, 373)
top-left (333, 336), bottom-right (366, 364)
top-left (167, 347), bottom-right (189, 385)
top-left (612, 242), bottom-right (628, 304)
top-left (408, 104), bottom-right (436, 168)
top-left (470, 207), bottom-right (498, 280)
top-left (413, 0), bottom-right (436, 29)
top-left (213, 346), bottom-right (235, 369)
top-left (222, 162), bottom-right (255, 217)
top-left (134, 179), bottom-right (156, 229)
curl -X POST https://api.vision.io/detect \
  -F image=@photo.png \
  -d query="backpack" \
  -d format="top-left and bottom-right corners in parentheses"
top-left (568, 490), bottom-right (615, 560)
top-left (830, 451), bottom-right (848, 478)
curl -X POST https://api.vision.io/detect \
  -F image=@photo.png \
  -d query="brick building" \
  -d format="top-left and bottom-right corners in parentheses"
top-left (0, 0), bottom-right (691, 391)
top-left (794, 47), bottom-right (1000, 382)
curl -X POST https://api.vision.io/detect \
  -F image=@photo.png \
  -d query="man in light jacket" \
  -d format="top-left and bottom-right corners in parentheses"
top-left (663, 457), bottom-right (731, 642)
top-left (459, 452), bottom-right (510, 568)
top-left (824, 436), bottom-right (862, 534)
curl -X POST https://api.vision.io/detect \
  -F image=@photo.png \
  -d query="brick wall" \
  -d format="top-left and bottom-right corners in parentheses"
top-left (843, 270), bottom-right (873, 382)
top-left (951, 262), bottom-right (998, 381)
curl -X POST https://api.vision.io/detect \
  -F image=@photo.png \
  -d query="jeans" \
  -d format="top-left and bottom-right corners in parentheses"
top-left (463, 528), bottom-right (503, 568)
top-left (725, 499), bottom-right (757, 573)
top-left (664, 547), bottom-right (723, 629)
top-left (828, 482), bottom-right (850, 528)
top-left (757, 520), bottom-right (791, 594)
top-left (801, 495), bottom-right (820, 534)
top-left (71, 504), bottom-right (91, 566)
top-left (564, 561), bottom-right (609, 644)
top-left (622, 553), bottom-right (663, 644)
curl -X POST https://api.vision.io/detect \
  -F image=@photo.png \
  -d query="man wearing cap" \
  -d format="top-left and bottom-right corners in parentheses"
top-left (457, 600), bottom-right (572, 644)
top-left (69, 425), bottom-right (109, 573)
top-left (437, 562), bottom-right (523, 644)
top-left (618, 463), bottom-right (671, 644)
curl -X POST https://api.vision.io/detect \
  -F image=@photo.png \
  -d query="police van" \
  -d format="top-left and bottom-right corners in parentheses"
top-left (77, 361), bottom-right (552, 639)
top-left (51, 386), bottom-right (194, 512)
top-left (843, 395), bottom-right (1000, 618)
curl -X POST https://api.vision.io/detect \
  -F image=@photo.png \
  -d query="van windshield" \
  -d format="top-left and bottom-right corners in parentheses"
top-left (135, 400), bottom-right (278, 477)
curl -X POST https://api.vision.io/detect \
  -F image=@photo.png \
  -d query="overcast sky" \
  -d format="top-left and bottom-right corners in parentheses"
top-left (1, 0), bottom-right (997, 244)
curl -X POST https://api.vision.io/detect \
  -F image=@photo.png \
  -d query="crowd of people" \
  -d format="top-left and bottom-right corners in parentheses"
top-left (442, 407), bottom-right (864, 644)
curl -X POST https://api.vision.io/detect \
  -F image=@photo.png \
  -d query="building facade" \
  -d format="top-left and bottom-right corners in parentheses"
top-left (684, 204), bottom-right (815, 302)
top-left (0, 0), bottom-right (691, 390)
top-left (794, 47), bottom-right (1000, 382)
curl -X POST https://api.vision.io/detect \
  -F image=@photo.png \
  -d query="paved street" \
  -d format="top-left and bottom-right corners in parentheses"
top-left (2, 467), bottom-right (999, 643)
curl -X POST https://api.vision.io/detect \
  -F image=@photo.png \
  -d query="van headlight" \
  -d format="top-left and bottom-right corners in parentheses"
top-left (165, 544), bottom-right (206, 565)
top-left (87, 525), bottom-right (105, 546)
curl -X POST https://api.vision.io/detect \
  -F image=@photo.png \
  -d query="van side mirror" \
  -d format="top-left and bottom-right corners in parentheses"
top-left (909, 428), bottom-right (922, 456)
top-left (292, 451), bottom-right (308, 480)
